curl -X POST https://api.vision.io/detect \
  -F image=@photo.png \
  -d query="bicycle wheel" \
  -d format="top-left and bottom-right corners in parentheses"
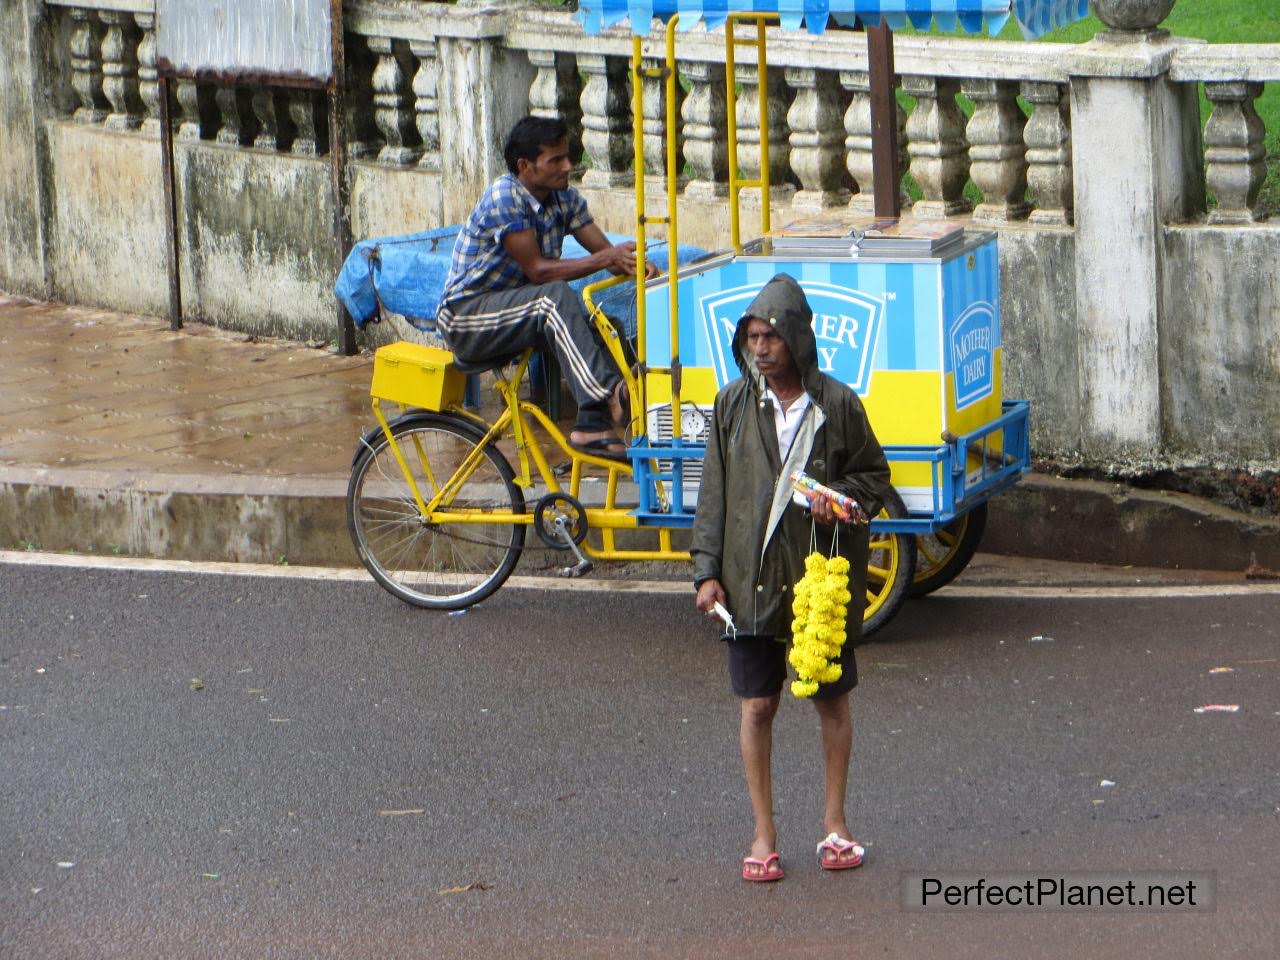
top-left (861, 488), bottom-right (917, 640)
top-left (347, 413), bottom-right (525, 610)
top-left (910, 501), bottom-right (987, 598)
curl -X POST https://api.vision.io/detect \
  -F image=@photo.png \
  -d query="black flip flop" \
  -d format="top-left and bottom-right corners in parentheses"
top-left (569, 437), bottom-right (629, 463)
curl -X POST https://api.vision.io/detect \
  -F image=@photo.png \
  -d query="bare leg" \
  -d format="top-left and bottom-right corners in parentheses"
top-left (740, 693), bottom-right (781, 875)
top-left (813, 693), bottom-right (856, 863)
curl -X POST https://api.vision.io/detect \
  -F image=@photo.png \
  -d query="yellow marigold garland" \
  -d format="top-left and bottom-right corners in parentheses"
top-left (788, 552), bottom-right (853, 698)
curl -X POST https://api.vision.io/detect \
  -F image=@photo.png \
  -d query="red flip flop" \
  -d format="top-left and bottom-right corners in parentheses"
top-left (817, 832), bottom-right (865, 871)
top-left (742, 852), bottom-right (784, 883)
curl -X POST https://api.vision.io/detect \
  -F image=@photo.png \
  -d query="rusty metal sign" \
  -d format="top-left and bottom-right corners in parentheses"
top-left (156, 0), bottom-right (334, 86)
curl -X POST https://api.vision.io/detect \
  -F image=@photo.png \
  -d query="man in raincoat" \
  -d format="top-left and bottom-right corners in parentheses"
top-left (692, 273), bottom-right (893, 882)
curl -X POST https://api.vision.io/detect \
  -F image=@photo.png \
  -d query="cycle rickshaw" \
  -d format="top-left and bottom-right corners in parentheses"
top-left (344, 0), bottom-right (1089, 636)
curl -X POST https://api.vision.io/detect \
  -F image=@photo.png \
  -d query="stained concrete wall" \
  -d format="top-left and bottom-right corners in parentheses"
top-left (0, 0), bottom-right (52, 298)
top-left (1162, 225), bottom-right (1280, 467)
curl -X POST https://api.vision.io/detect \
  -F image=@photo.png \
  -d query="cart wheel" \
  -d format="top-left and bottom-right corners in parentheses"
top-left (347, 413), bottom-right (525, 610)
top-left (910, 502), bottom-right (987, 598)
top-left (860, 489), bottom-right (917, 641)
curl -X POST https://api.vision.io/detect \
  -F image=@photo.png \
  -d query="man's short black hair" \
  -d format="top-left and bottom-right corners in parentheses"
top-left (504, 115), bottom-right (569, 174)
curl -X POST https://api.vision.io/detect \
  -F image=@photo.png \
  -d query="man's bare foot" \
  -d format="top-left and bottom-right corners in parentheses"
top-left (818, 821), bottom-right (864, 868)
top-left (606, 381), bottom-right (630, 429)
top-left (741, 826), bottom-right (779, 879)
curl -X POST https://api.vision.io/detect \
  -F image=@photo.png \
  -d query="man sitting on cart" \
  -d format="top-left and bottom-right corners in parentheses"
top-left (436, 115), bottom-right (656, 460)
top-left (693, 273), bottom-right (893, 882)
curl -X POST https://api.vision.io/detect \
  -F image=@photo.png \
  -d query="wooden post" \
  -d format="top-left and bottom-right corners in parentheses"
top-left (330, 0), bottom-right (356, 355)
top-left (867, 22), bottom-right (901, 219)
top-left (158, 74), bottom-right (183, 329)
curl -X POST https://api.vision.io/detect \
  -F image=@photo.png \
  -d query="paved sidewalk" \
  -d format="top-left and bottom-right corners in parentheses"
top-left (1, 295), bottom-right (371, 480)
top-left (3, 292), bottom-right (1280, 575)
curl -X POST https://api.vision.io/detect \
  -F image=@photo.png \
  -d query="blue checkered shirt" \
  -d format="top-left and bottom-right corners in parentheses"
top-left (439, 174), bottom-right (593, 309)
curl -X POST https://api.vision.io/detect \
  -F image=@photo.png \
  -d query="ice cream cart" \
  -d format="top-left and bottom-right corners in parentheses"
top-left (345, 0), bottom-right (1090, 635)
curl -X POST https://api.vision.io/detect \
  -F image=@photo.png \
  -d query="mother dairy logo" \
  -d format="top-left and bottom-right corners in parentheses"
top-left (698, 281), bottom-right (884, 395)
top-left (949, 301), bottom-right (996, 410)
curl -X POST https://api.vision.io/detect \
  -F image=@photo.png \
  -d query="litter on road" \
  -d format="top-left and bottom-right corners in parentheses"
top-left (1209, 667), bottom-right (1235, 674)
top-left (378, 808), bottom-right (425, 816)
top-left (1193, 704), bottom-right (1241, 713)
top-left (438, 881), bottom-right (491, 895)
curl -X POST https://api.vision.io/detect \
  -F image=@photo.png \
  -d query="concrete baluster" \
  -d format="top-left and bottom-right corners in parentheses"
top-left (1022, 81), bottom-right (1073, 226)
top-left (737, 62), bottom-right (794, 204)
top-left (369, 36), bottom-right (422, 166)
top-left (174, 80), bottom-right (213, 141)
top-left (784, 67), bottom-right (851, 211)
top-left (215, 85), bottom-right (258, 147)
top-left (134, 13), bottom-right (160, 137)
top-left (681, 60), bottom-right (728, 198)
top-left (528, 49), bottom-right (585, 179)
top-left (289, 90), bottom-right (327, 156)
top-left (1204, 81), bottom-right (1268, 225)
top-left (252, 89), bottom-right (294, 152)
top-left (409, 40), bottom-right (441, 172)
top-left (344, 35), bottom-right (382, 161)
top-left (69, 9), bottom-right (108, 124)
top-left (641, 56), bottom-right (684, 186)
top-left (840, 68), bottom-right (906, 215)
top-left (964, 78), bottom-right (1029, 222)
top-left (579, 53), bottom-right (633, 189)
top-left (100, 11), bottom-right (143, 131)
top-left (903, 75), bottom-right (971, 219)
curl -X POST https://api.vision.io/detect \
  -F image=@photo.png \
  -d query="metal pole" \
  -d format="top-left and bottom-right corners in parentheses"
top-left (330, 0), bottom-right (356, 355)
top-left (867, 21), bottom-right (902, 219)
top-left (158, 74), bottom-right (183, 330)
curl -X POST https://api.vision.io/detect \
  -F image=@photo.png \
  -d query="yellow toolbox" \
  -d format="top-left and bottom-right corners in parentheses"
top-left (369, 341), bottom-right (465, 411)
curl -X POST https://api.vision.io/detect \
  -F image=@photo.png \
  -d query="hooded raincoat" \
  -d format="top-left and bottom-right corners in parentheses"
top-left (691, 274), bottom-right (894, 652)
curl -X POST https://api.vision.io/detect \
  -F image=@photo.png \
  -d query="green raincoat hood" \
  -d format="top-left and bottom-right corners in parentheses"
top-left (731, 273), bottom-right (825, 397)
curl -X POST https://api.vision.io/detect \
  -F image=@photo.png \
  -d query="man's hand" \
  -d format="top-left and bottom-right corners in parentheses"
top-left (599, 241), bottom-right (640, 277)
top-left (809, 492), bottom-right (869, 526)
top-left (810, 493), bottom-right (838, 526)
top-left (695, 578), bottom-right (727, 615)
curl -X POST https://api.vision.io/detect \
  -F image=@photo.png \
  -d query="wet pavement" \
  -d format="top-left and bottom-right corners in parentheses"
top-left (0, 295), bottom-right (373, 479)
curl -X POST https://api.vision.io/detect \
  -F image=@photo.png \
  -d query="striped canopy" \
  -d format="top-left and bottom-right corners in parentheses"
top-left (577, 0), bottom-right (1090, 38)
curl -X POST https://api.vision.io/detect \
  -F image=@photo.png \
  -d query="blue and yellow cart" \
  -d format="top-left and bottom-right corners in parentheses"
top-left (346, 1), bottom-right (1087, 635)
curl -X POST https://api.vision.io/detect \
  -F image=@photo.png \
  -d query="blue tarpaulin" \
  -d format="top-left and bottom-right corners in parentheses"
top-left (334, 227), bottom-right (710, 340)
top-left (576, 0), bottom-right (1090, 38)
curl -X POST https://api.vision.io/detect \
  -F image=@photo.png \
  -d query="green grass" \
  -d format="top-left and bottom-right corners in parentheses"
top-left (910, 3), bottom-right (1280, 214)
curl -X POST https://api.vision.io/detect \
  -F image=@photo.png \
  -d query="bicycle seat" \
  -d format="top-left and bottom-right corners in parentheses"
top-left (450, 352), bottom-right (525, 375)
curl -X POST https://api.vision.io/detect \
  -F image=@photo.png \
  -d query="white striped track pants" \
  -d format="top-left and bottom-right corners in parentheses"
top-left (437, 281), bottom-right (620, 431)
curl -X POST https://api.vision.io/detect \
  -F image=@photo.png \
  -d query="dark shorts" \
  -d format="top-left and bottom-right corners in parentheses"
top-left (726, 634), bottom-right (858, 700)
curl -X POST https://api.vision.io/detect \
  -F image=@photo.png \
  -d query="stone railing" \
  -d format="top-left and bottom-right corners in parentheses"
top-left (40, 1), bottom-right (1279, 230)
top-left (6, 0), bottom-right (1280, 470)
top-left (1171, 45), bottom-right (1280, 225)
top-left (505, 11), bottom-right (1081, 225)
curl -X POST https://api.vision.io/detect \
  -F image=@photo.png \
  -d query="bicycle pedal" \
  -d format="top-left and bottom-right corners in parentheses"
top-left (559, 558), bottom-right (594, 578)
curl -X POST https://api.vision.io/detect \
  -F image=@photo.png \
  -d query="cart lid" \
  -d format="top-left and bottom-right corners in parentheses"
top-left (577, 0), bottom-right (1089, 38)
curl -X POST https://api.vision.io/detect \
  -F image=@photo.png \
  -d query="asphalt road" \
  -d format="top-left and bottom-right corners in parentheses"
top-left (2, 560), bottom-right (1278, 959)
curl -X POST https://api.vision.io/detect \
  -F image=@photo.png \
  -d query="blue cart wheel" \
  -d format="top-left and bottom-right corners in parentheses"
top-left (910, 502), bottom-right (987, 598)
top-left (860, 489), bottom-right (917, 640)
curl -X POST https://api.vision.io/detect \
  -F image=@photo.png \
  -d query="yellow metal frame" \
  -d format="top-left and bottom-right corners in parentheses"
top-left (726, 12), bottom-right (777, 253)
top-left (583, 12), bottom-right (777, 431)
top-left (370, 348), bottom-right (688, 563)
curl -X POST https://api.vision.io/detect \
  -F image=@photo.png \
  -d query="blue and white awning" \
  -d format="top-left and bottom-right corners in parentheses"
top-left (576, 1), bottom-right (1091, 38)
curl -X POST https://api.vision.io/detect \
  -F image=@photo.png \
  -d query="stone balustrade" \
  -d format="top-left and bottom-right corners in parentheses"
top-left (1170, 45), bottom-right (1280, 225)
top-left (42, 1), bottom-right (1279, 232)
